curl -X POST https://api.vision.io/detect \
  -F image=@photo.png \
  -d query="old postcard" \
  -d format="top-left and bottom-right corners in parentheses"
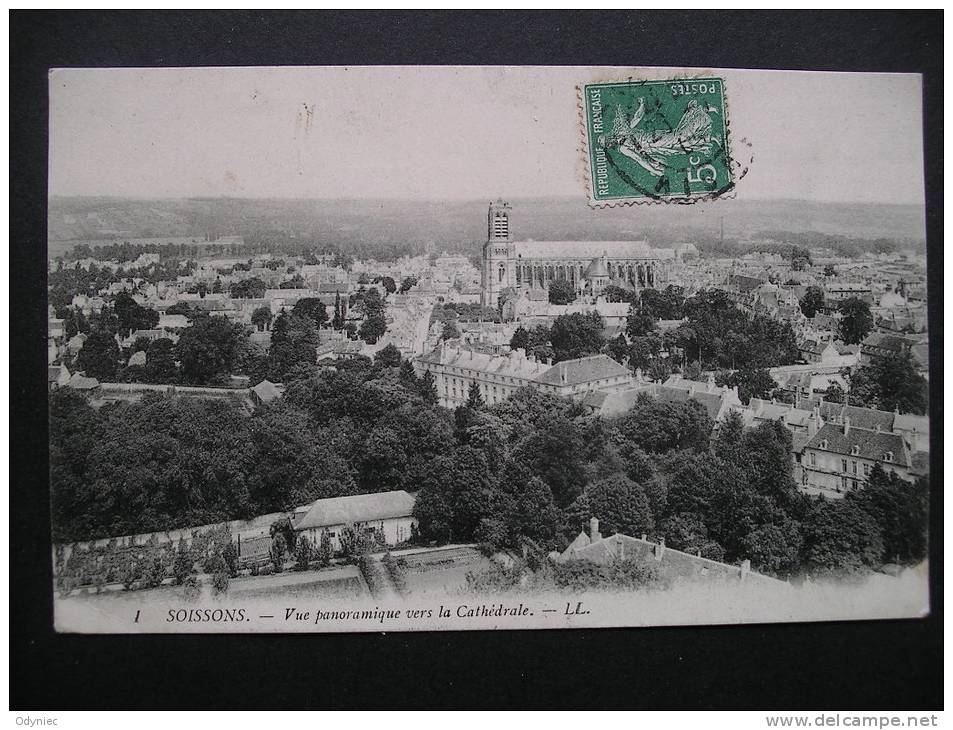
top-left (47, 65), bottom-right (930, 633)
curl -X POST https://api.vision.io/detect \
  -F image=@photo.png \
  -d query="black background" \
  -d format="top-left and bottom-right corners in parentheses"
top-left (10, 10), bottom-right (943, 710)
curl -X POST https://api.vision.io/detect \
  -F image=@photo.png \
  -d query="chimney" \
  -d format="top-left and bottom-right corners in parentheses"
top-left (843, 416), bottom-right (850, 435)
top-left (589, 517), bottom-right (601, 542)
top-left (560, 363), bottom-right (567, 384)
top-left (640, 533), bottom-right (647, 541)
top-left (546, 357), bottom-right (553, 366)
top-left (740, 559), bottom-right (751, 582)
top-left (655, 537), bottom-right (666, 561)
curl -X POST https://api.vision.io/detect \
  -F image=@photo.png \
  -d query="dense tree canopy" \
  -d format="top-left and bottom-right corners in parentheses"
top-left (264, 312), bottom-right (320, 382)
top-left (715, 368), bottom-right (778, 405)
top-left (291, 298), bottom-right (328, 327)
top-left (549, 312), bottom-right (605, 363)
top-left (799, 286), bottom-right (826, 318)
top-left (659, 288), bottom-right (800, 371)
top-left (358, 289), bottom-right (388, 344)
top-left (838, 297), bottom-right (874, 345)
top-left (548, 279), bottom-right (576, 305)
top-left (848, 352), bottom-right (928, 415)
top-left (75, 331), bottom-right (121, 381)
top-left (801, 499), bottom-right (884, 575)
top-left (230, 278), bottom-right (267, 299)
top-left (175, 316), bottom-right (248, 385)
top-left (113, 292), bottom-right (160, 337)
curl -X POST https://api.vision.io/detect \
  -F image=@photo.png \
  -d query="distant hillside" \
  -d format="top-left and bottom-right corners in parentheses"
top-left (48, 196), bottom-right (926, 260)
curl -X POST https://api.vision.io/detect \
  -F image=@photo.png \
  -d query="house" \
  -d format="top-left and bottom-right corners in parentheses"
top-left (157, 314), bottom-right (190, 331)
top-left (800, 419), bottom-right (914, 498)
top-left (798, 338), bottom-right (839, 364)
top-left (49, 365), bottom-right (71, 391)
top-left (48, 317), bottom-right (66, 341)
top-left (554, 518), bottom-right (782, 586)
top-left (291, 490), bottom-right (417, 553)
top-left (728, 274), bottom-right (764, 293)
top-left (824, 282), bottom-right (873, 305)
top-left (859, 332), bottom-right (916, 365)
top-left (415, 341), bottom-right (633, 409)
top-left (251, 379), bottom-right (282, 405)
top-left (582, 372), bottom-right (745, 422)
top-left (314, 338), bottom-right (365, 361)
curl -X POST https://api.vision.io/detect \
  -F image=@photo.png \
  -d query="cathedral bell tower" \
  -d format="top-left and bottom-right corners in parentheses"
top-left (481, 199), bottom-right (514, 308)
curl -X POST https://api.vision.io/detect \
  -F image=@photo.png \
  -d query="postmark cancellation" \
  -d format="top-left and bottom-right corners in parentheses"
top-left (582, 77), bottom-right (734, 206)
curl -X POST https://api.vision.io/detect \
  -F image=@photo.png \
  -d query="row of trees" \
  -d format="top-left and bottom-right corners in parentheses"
top-left (63, 282), bottom-right (389, 385)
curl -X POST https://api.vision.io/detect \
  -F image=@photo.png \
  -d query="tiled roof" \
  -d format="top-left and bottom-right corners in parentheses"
top-left (293, 490), bottom-right (416, 531)
top-left (562, 532), bottom-right (782, 585)
top-left (817, 402), bottom-right (895, 432)
top-left (417, 345), bottom-right (547, 381)
top-left (251, 380), bottom-right (280, 403)
top-left (749, 399), bottom-right (813, 427)
top-left (564, 530), bottom-right (592, 554)
top-left (657, 386), bottom-right (724, 420)
top-left (535, 355), bottom-right (630, 386)
top-left (861, 332), bottom-right (915, 353)
top-left (803, 423), bottom-right (909, 464)
top-left (583, 385), bottom-right (651, 417)
top-left (513, 240), bottom-right (655, 260)
top-left (728, 274), bottom-right (763, 292)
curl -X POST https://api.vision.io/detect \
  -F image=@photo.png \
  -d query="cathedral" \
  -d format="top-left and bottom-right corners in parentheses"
top-left (480, 200), bottom-right (671, 307)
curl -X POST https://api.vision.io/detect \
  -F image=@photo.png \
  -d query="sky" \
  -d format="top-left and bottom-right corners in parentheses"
top-left (49, 66), bottom-right (925, 205)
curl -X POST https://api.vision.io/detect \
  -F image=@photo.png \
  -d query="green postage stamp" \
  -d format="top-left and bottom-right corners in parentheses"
top-left (582, 77), bottom-right (733, 205)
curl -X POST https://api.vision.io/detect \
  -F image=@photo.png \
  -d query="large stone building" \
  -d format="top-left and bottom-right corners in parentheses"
top-left (480, 200), bottom-right (671, 307)
top-left (737, 397), bottom-right (928, 499)
top-left (800, 419), bottom-right (916, 499)
top-left (414, 341), bottom-right (633, 409)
